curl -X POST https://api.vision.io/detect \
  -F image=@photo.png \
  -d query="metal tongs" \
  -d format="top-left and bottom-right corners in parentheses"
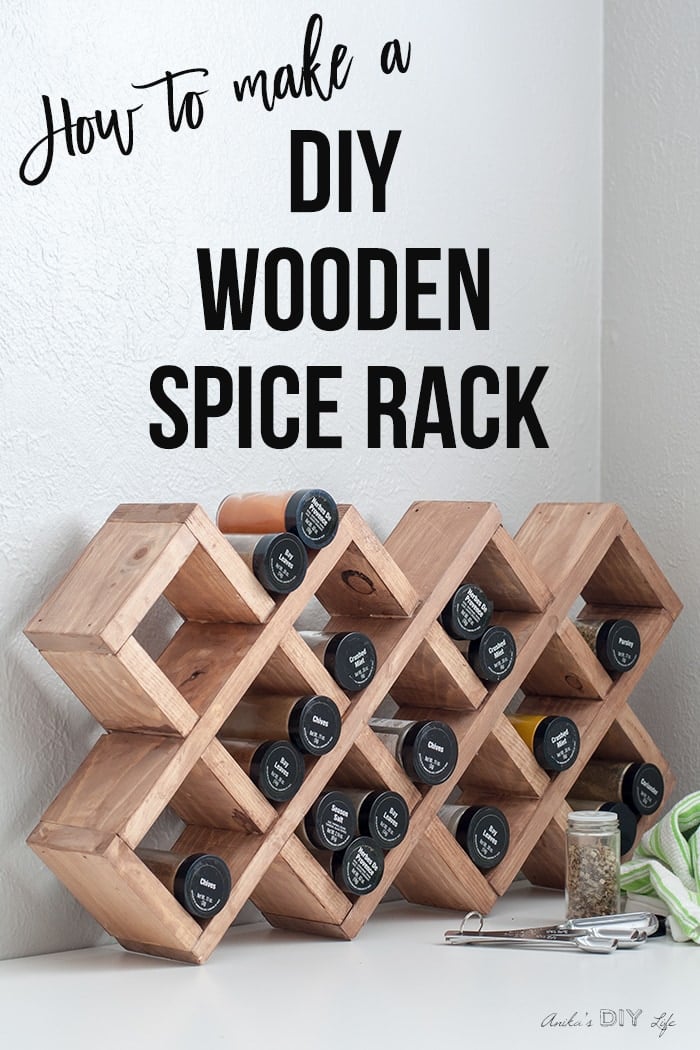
top-left (444, 911), bottom-right (658, 954)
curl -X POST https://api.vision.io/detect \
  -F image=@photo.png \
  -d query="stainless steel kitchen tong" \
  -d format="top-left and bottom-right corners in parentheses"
top-left (444, 911), bottom-right (658, 953)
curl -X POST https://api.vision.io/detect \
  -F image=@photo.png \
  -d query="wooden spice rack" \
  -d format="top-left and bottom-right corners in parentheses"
top-left (25, 501), bottom-right (681, 962)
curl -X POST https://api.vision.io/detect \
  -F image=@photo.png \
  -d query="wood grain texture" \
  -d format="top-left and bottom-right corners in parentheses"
top-left (42, 638), bottom-right (197, 735)
top-left (24, 500), bottom-right (680, 958)
top-left (25, 520), bottom-right (197, 653)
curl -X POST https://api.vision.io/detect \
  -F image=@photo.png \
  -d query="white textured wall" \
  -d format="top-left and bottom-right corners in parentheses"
top-left (603, 1), bottom-right (699, 802)
top-left (0, 0), bottom-right (602, 959)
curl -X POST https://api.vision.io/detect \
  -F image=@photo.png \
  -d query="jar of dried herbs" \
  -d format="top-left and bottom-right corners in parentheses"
top-left (565, 810), bottom-right (620, 918)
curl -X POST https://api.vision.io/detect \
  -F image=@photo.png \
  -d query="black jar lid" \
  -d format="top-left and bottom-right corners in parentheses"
top-left (173, 853), bottom-right (231, 919)
top-left (251, 740), bottom-right (305, 802)
top-left (288, 695), bottom-right (342, 756)
top-left (467, 625), bottom-right (517, 683)
top-left (402, 720), bottom-right (458, 785)
top-left (532, 716), bottom-right (580, 772)
top-left (252, 533), bottom-right (308, 594)
top-left (596, 619), bottom-right (641, 673)
top-left (622, 762), bottom-right (664, 815)
top-left (357, 790), bottom-right (410, 849)
top-left (285, 489), bottom-right (339, 549)
top-left (439, 583), bottom-right (494, 640)
top-left (323, 631), bottom-right (377, 692)
top-left (598, 801), bottom-right (639, 855)
top-left (305, 790), bottom-right (356, 851)
top-left (454, 806), bottom-right (510, 870)
top-left (331, 836), bottom-right (385, 896)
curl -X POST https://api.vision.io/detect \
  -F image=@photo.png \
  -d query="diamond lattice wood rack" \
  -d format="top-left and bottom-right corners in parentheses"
top-left (24, 501), bottom-right (681, 963)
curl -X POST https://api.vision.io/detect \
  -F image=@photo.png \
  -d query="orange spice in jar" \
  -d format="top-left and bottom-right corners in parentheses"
top-left (217, 490), bottom-right (339, 549)
top-left (508, 713), bottom-right (580, 772)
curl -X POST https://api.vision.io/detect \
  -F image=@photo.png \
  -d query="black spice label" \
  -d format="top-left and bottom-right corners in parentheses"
top-left (415, 724), bottom-right (455, 782)
top-left (269, 540), bottom-right (304, 587)
top-left (471, 814), bottom-right (506, 865)
top-left (263, 747), bottom-right (297, 797)
top-left (346, 644), bottom-right (375, 686)
top-left (318, 799), bottom-right (354, 849)
top-left (455, 585), bottom-right (490, 634)
top-left (611, 623), bottom-right (640, 669)
top-left (548, 722), bottom-right (579, 769)
top-left (483, 630), bottom-right (516, 679)
top-left (300, 492), bottom-right (335, 543)
top-left (344, 841), bottom-right (382, 893)
top-left (371, 796), bottom-right (407, 848)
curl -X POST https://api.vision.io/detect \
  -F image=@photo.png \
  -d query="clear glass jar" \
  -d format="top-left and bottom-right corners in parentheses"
top-left (565, 810), bottom-right (620, 918)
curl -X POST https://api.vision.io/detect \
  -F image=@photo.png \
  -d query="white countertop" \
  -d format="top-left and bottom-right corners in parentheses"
top-left (1, 885), bottom-right (697, 1050)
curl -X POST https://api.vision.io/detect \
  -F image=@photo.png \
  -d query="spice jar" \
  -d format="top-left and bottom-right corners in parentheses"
top-left (567, 799), bottom-right (639, 855)
top-left (466, 625), bottom-right (517, 683)
top-left (136, 848), bottom-right (231, 919)
top-left (321, 836), bottom-right (385, 897)
top-left (439, 804), bottom-right (510, 870)
top-left (572, 617), bottom-right (641, 673)
top-left (508, 713), bottom-right (580, 772)
top-left (370, 717), bottom-right (458, 785)
top-left (571, 759), bottom-right (664, 816)
top-left (220, 694), bottom-right (342, 757)
top-left (439, 583), bottom-right (493, 640)
top-left (565, 810), bottom-right (620, 918)
top-left (343, 788), bottom-right (410, 849)
top-left (301, 630), bottom-right (377, 692)
top-left (298, 791), bottom-right (356, 851)
top-left (217, 489), bottom-right (339, 549)
top-left (227, 533), bottom-right (308, 594)
top-left (220, 738), bottom-right (305, 803)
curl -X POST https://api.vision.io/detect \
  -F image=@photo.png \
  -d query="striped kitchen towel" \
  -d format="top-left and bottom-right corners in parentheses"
top-left (620, 790), bottom-right (700, 943)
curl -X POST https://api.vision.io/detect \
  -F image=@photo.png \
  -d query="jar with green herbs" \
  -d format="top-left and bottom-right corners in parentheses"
top-left (565, 810), bottom-right (620, 918)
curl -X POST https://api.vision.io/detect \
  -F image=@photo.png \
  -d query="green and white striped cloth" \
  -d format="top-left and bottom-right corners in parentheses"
top-left (620, 791), bottom-right (700, 943)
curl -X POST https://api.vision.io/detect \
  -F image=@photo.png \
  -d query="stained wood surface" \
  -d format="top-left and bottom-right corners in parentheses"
top-left (24, 500), bottom-right (680, 959)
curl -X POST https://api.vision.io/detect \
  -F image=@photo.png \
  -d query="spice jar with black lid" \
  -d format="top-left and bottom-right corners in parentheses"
top-left (439, 804), bottom-right (510, 870)
top-left (439, 583), bottom-right (493, 640)
top-left (220, 694), bottom-right (342, 757)
top-left (343, 788), bottom-right (410, 849)
top-left (226, 533), bottom-right (308, 594)
top-left (136, 848), bottom-right (231, 919)
top-left (567, 798), bottom-right (639, 855)
top-left (573, 617), bottom-right (641, 673)
top-left (566, 810), bottom-right (620, 918)
top-left (219, 738), bottom-right (305, 803)
top-left (217, 489), bottom-right (339, 549)
top-left (508, 713), bottom-right (580, 772)
top-left (370, 717), bottom-right (458, 785)
top-left (572, 759), bottom-right (664, 816)
top-left (466, 625), bottom-right (517, 683)
top-left (301, 630), bottom-right (377, 692)
top-left (298, 790), bottom-right (356, 851)
top-left (323, 836), bottom-right (385, 897)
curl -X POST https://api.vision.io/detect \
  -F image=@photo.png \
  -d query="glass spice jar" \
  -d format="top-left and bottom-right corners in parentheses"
top-left (217, 489), bottom-right (339, 549)
top-left (565, 810), bottom-right (620, 919)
